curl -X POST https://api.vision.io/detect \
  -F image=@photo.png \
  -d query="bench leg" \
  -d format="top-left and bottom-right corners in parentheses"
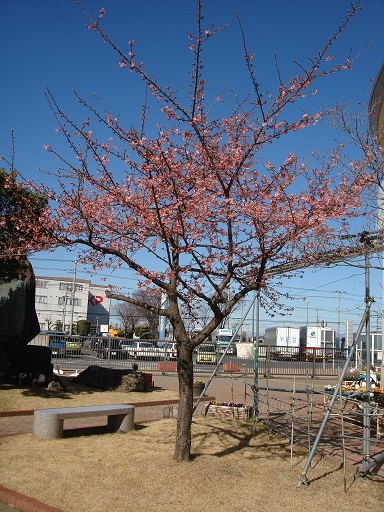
top-left (33, 413), bottom-right (63, 439)
top-left (107, 411), bottom-right (135, 433)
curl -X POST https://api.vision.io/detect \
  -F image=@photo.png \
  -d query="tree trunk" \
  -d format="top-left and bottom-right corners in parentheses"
top-left (173, 342), bottom-right (194, 461)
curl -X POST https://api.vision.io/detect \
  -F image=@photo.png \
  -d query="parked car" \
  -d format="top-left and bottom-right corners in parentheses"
top-left (83, 336), bottom-right (104, 351)
top-left (157, 342), bottom-right (177, 360)
top-left (120, 340), bottom-right (134, 356)
top-left (46, 333), bottom-right (81, 357)
top-left (46, 332), bottom-right (67, 357)
top-left (124, 341), bottom-right (161, 360)
top-left (196, 344), bottom-right (218, 364)
top-left (65, 336), bottom-right (82, 356)
top-left (96, 338), bottom-right (125, 359)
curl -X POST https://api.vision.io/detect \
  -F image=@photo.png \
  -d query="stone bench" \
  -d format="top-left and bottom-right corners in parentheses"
top-left (33, 404), bottom-right (135, 439)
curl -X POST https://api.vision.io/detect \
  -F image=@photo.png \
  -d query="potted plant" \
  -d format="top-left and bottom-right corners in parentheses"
top-left (193, 380), bottom-right (205, 396)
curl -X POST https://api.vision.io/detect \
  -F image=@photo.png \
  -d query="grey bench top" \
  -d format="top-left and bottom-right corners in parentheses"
top-left (34, 404), bottom-right (134, 419)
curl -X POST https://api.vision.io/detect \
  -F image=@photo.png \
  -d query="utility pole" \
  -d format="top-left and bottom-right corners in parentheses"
top-left (62, 286), bottom-right (68, 333)
top-left (226, 286), bottom-right (231, 329)
top-left (69, 259), bottom-right (77, 336)
top-left (336, 290), bottom-right (345, 346)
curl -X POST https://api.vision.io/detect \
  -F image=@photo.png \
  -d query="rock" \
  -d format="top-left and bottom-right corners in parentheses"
top-left (47, 377), bottom-right (67, 392)
top-left (73, 365), bottom-right (147, 391)
top-left (32, 373), bottom-right (48, 387)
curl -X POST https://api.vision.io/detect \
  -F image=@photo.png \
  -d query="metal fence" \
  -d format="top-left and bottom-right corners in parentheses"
top-left (257, 345), bottom-right (346, 378)
top-left (28, 335), bottom-right (347, 377)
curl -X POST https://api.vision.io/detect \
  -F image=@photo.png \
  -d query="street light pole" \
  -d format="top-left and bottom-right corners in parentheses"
top-left (336, 290), bottom-right (345, 347)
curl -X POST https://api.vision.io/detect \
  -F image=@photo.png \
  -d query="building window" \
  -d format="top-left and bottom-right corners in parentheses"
top-left (59, 282), bottom-right (84, 292)
top-left (36, 280), bottom-right (48, 288)
top-left (59, 282), bottom-right (72, 291)
top-left (58, 297), bottom-right (82, 307)
top-left (36, 295), bottom-right (48, 304)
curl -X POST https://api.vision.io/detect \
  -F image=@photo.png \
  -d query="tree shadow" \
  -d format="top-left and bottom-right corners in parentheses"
top-left (1, 373), bottom-right (155, 407)
top-left (191, 421), bottom-right (294, 462)
top-left (1, 376), bottom-right (114, 402)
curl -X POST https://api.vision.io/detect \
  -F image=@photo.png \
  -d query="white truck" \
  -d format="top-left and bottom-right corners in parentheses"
top-left (216, 328), bottom-right (236, 355)
top-left (263, 327), bottom-right (300, 358)
top-left (299, 325), bottom-right (335, 360)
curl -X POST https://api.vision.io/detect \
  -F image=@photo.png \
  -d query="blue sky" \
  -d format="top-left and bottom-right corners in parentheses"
top-left (1, 0), bottom-right (383, 335)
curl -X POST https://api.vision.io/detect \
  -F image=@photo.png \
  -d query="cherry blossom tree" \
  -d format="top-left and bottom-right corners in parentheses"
top-left (2, 2), bottom-right (381, 461)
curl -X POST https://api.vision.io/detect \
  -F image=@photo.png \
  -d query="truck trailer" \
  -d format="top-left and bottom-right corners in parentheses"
top-left (299, 325), bottom-right (335, 360)
top-left (263, 326), bottom-right (300, 358)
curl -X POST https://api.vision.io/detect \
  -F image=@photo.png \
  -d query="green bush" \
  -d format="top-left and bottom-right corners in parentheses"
top-left (77, 319), bottom-right (91, 335)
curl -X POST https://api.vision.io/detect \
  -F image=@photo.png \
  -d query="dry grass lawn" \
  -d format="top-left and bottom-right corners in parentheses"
top-left (0, 377), bottom-right (179, 411)
top-left (0, 379), bottom-right (383, 512)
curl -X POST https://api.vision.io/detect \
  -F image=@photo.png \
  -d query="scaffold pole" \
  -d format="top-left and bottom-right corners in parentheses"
top-left (298, 297), bottom-right (374, 486)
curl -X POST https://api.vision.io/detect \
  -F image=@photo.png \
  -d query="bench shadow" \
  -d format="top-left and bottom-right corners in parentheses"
top-left (63, 422), bottom-right (148, 438)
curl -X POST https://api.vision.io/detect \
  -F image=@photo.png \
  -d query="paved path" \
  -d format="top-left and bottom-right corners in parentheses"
top-left (1, 372), bottom-right (383, 511)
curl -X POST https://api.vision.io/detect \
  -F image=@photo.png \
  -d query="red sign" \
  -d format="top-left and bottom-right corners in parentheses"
top-left (88, 295), bottom-right (104, 306)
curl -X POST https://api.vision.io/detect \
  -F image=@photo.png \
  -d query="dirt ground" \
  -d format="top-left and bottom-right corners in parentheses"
top-left (0, 379), bottom-right (383, 512)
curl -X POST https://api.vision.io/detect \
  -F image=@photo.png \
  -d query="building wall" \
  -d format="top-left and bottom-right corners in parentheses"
top-left (355, 332), bottom-right (382, 367)
top-left (88, 283), bottom-right (111, 330)
top-left (35, 276), bottom-right (109, 332)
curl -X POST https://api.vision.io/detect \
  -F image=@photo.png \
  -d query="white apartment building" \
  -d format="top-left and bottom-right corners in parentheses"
top-left (35, 276), bottom-right (110, 333)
